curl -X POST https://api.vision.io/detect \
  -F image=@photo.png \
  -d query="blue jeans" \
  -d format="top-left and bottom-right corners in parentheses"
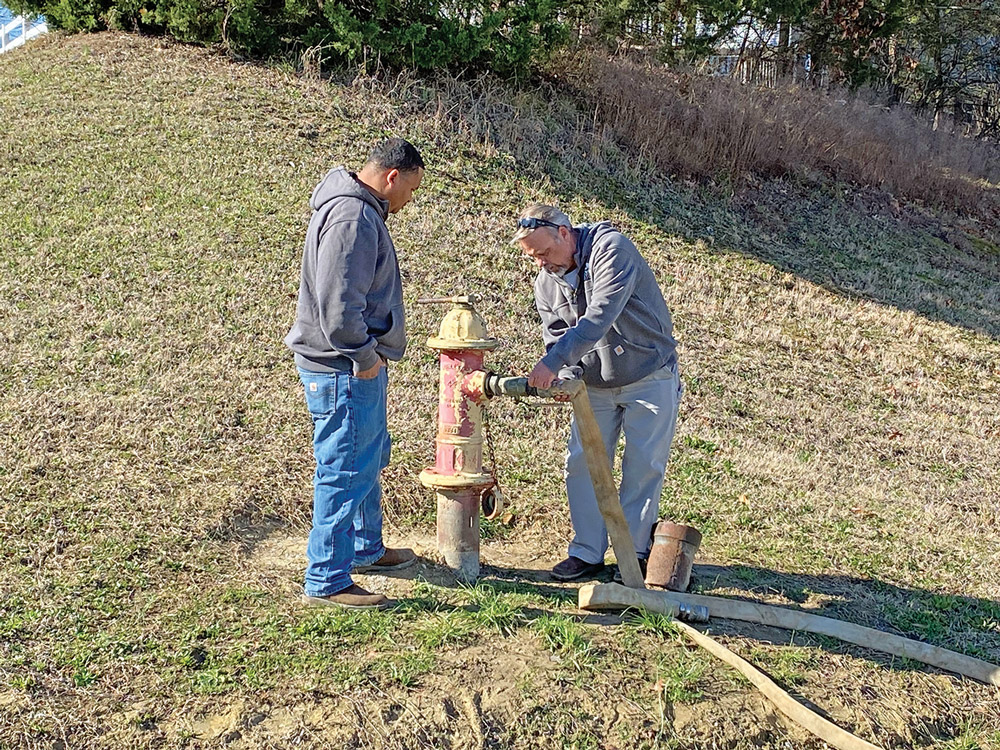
top-left (298, 367), bottom-right (390, 596)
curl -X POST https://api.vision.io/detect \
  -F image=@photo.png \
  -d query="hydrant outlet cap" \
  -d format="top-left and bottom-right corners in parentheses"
top-left (427, 303), bottom-right (499, 350)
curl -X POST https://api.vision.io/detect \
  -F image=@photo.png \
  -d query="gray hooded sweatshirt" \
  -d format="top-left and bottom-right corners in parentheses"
top-left (535, 221), bottom-right (677, 389)
top-left (285, 167), bottom-right (406, 374)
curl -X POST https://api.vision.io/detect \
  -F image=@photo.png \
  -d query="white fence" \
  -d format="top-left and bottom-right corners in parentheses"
top-left (699, 54), bottom-right (830, 89)
top-left (1, 13), bottom-right (47, 54)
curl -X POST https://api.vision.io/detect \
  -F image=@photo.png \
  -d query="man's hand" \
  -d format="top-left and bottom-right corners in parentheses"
top-left (355, 359), bottom-right (384, 380)
top-left (527, 360), bottom-right (557, 390)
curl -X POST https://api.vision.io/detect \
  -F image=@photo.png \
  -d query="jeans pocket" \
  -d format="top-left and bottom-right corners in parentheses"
top-left (298, 369), bottom-right (338, 416)
top-left (346, 367), bottom-right (388, 417)
top-left (349, 372), bottom-right (383, 400)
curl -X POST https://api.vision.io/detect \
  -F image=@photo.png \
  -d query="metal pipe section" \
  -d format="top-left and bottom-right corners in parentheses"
top-left (483, 374), bottom-right (582, 400)
top-left (483, 374), bottom-right (536, 398)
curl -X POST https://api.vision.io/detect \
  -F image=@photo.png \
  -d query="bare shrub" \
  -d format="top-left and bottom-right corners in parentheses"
top-left (554, 53), bottom-right (1000, 216)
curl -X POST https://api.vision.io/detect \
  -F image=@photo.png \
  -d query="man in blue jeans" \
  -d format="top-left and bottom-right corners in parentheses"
top-left (513, 204), bottom-right (682, 583)
top-left (285, 139), bottom-right (424, 609)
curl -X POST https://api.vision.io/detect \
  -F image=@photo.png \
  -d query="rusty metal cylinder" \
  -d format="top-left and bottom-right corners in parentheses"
top-left (435, 486), bottom-right (483, 582)
top-left (645, 521), bottom-right (703, 592)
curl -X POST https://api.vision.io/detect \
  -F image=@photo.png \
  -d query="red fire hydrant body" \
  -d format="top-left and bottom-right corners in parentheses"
top-left (419, 298), bottom-right (498, 582)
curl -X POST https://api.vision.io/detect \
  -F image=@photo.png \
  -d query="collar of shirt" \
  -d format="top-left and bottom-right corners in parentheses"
top-left (549, 248), bottom-right (581, 290)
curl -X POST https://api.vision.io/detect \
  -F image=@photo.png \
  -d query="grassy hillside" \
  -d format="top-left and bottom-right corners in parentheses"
top-left (1, 32), bottom-right (999, 749)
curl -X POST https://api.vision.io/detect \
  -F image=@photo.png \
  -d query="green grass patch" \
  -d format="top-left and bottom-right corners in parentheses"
top-left (1, 31), bottom-right (998, 750)
top-left (532, 613), bottom-right (601, 670)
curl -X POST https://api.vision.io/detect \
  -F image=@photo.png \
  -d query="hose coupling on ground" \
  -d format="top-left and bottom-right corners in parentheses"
top-left (677, 602), bottom-right (710, 623)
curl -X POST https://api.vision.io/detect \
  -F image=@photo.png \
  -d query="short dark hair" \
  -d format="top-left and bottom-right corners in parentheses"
top-left (366, 138), bottom-right (425, 173)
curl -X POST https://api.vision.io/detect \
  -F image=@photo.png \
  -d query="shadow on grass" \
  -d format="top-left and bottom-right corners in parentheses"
top-left (542, 159), bottom-right (1000, 341)
top-left (383, 556), bottom-right (999, 672)
top-left (689, 562), bottom-right (1000, 667)
top-left (205, 497), bottom-right (286, 555)
top-left (373, 562), bottom-right (626, 627)
top-left (390, 594), bottom-right (623, 628)
top-left (217, 517), bottom-right (998, 673)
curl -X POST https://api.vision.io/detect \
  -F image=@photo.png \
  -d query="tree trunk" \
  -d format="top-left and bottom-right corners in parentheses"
top-left (778, 18), bottom-right (791, 79)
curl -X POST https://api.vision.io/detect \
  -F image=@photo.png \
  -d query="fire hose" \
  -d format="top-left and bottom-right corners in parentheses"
top-left (417, 298), bottom-right (997, 749)
top-left (490, 376), bottom-right (1000, 750)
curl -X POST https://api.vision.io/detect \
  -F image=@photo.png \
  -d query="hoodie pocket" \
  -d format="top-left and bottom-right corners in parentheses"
top-left (580, 327), bottom-right (659, 385)
top-left (378, 303), bottom-right (406, 353)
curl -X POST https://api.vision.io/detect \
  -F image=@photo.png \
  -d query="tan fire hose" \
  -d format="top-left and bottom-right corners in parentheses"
top-left (580, 583), bottom-right (1000, 687)
top-left (672, 617), bottom-right (883, 750)
top-left (490, 376), bottom-right (999, 748)
top-left (550, 382), bottom-right (999, 750)
top-left (559, 379), bottom-right (646, 589)
top-left (557, 383), bottom-right (882, 747)
top-left (581, 583), bottom-right (1000, 750)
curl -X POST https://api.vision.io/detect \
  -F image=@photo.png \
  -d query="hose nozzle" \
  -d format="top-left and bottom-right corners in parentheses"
top-left (483, 374), bottom-right (583, 400)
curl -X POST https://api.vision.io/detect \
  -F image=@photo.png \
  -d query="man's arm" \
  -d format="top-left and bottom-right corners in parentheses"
top-left (538, 236), bottom-right (640, 375)
top-left (535, 278), bottom-right (570, 353)
top-left (313, 218), bottom-right (383, 376)
top-left (529, 278), bottom-right (583, 389)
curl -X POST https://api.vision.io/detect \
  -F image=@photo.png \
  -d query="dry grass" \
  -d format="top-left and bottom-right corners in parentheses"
top-left (0, 31), bottom-right (998, 749)
top-left (555, 53), bottom-right (1000, 217)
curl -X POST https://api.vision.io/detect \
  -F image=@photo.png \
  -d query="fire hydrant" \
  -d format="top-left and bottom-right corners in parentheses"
top-left (418, 295), bottom-right (501, 583)
top-left (417, 295), bottom-right (647, 588)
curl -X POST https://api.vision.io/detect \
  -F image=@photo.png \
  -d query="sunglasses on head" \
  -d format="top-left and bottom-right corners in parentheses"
top-left (517, 217), bottom-right (561, 230)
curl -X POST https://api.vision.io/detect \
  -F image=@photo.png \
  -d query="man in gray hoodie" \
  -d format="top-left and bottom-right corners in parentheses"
top-left (286, 139), bottom-right (424, 609)
top-left (513, 204), bottom-right (682, 582)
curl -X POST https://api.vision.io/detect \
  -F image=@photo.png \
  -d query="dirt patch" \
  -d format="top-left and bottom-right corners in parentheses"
top-left (250, 529), bottom-right (573, 596)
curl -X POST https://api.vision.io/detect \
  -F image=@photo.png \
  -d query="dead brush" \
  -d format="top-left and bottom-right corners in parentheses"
top-left (339, 64), bottom-right (631, 176)
top-left (553, 53), bottom-right (1000, 217)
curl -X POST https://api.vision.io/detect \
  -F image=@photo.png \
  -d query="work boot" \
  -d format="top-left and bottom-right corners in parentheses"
top-left (613, 557), bottom-right (648, 584)
top-left (353, 547), bottom-right (417, 573)
top-left (551, 556), bottom-right (605, 582)
top-left (302, 584), bottom-right (391, 610)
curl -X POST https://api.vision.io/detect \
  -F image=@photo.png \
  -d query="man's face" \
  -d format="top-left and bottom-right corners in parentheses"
top-left (518, 226), bottom-right (576, 275)
top-left (384, 167), bottom-right (424, 213)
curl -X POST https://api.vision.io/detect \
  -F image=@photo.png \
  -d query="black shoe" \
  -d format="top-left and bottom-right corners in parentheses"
top-left (613, 558), bottom-right (648, 584)
top-left (551, 556), bottom-right (605, 581)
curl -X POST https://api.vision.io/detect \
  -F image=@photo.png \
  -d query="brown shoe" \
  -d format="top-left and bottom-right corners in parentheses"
top-left (353, 547), bottom-right (417, 573)
top-left (302, 584), bottom-right (391, 610)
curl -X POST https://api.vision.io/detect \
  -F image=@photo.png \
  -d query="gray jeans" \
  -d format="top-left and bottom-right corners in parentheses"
top-left (565, 364), bottom-right (682, 564)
